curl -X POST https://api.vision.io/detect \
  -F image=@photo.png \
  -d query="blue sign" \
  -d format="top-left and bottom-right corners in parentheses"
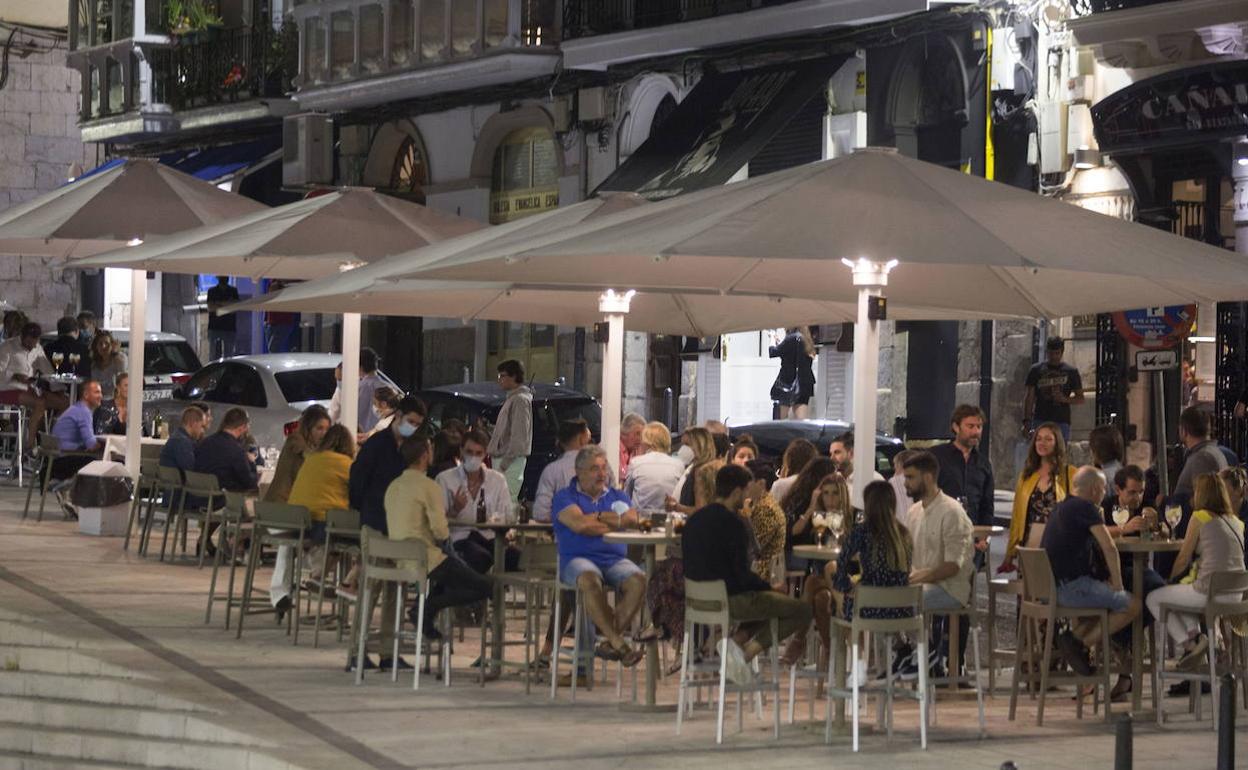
top-left (1112, 305), bottom-right (1196, 349)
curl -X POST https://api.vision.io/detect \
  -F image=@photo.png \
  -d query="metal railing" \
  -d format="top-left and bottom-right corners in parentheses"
top-left (562, 0), bottom-right (798, 39)
top-left (149, 22), bottom-right (298, 111)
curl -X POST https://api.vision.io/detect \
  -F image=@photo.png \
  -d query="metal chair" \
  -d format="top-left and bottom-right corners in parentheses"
top-left (311, 508), bottom-right (360, 648)
top-left (161, 470), bottom-right (225, 566)
top-left (1154, 569), bottom-right (1248, 731)
top-left (496, 541), bottom-right (561, 694)
top-left (1008, 547), bottom-right (1112, 726)
top-left (825, 585), bottom-right (928, 751)
top-left (236, 501), bottom-right (310, 643)
top-left (0, 404), bottom-right (27, 486)
top-left (206, 491), bottom-right (250, 626)
top-left (123, 459), bottom-right (160, 551)
top-left (676, 579), bottom-right (781, 745)
top-left (352, 526), bottom-right (432, 689)
top-left (23, 434), bottom-right (97, 521)
top-left (141, 466), bottom-right (184, 557)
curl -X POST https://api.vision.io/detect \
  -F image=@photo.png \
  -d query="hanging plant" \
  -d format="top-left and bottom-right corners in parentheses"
top-left (167, 0), bottom-right (223, 37)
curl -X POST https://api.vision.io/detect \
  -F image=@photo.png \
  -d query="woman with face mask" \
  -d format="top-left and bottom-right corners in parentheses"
top-left (360, 387), bottom-right (400, 442)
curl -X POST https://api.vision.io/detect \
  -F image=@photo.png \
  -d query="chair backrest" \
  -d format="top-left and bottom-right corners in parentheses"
top-left (359, 525), bottom-right (428, 584)
top-left (1017, 547), bottom-right (1057, 606)
top-left (39, 433), bottom-right (61, 454)
top-left (684, 579), bottom-right (731, 627)
top-left (850, 585), bottom-right (925, 633)
top-left (182, 470), bottom-right (223, 498)
top-left (157, 465), bottom-right (184, 485)
top-left (140, 443), bottom-right (164, 461)
top-left (253, 500), bottom-right (311, 531)
top-left (517, 541), bottom-right (558, 575)
top-left (222, 491), bottom-right (248, 522)
top-left (1208, 570), bottom-right (1248, 615)
top-left (323, 508), bottom-right (361, 534)
top-left (139, 458), bottom-right (159, 479)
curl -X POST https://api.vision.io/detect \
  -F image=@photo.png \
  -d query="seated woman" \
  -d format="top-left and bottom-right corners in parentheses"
top-left (625, 421), bottom-right (685, 512)
top-left (666, 427), bottom-right (719, 515)
top-left (92, 372), bottom-right (131, 436)
top-left (777, 458), bottom-right (845, 665)
top-left (1147, 472), bottom-right (1246, 670)
top-left (271, 424), bottom-right (355, 618)
top-left (742, 458), bottom-right (786, 581)
top-left (833, 480), bottom-right (914, 620)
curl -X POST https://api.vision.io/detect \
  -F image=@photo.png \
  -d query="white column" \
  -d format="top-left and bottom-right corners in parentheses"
top-left (598, 290), bottom-right (635, 482)
top-left (1235, 138), bottom-right (1248, 257)
top-left (341, 312), bottom-right (361, 434)
top-left (125, 269), bottom-right (147, 479)
top-left (845, 258), bottom-right (897, 509)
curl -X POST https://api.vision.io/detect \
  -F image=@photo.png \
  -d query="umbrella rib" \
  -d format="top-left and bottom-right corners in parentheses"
top-left (671, 293), bottom-right (704, 338)
top-left (985, 265), bottom-right (1050, 319)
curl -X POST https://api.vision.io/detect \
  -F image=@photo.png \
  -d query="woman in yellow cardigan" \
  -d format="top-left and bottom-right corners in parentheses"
top-left (288, 424), bottom-right (357, 587)
top-left (1001, 422), bottom-right (1077, 572)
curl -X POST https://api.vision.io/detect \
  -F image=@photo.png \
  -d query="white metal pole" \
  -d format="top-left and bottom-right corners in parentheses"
top-left (341, 312), bottom-right (361, 434)
top-left (845, 259), bottom-right (896, 509)
top-left (125, 268), bottom-right (147, 479)
top-left (598, 290), bottom-right (635, 484)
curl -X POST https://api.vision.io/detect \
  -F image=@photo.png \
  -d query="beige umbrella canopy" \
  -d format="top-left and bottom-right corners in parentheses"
top-left (0, 159), bottom-right (266, 258)
top-left (75, 187), bottom-right (485, 279)
top-left (407, 147), bottom-right (1248, 319)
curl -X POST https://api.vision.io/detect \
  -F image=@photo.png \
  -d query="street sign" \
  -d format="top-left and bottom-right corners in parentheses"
top-left (1112, 305), bottom-right (1196, 349)
top-left (1136, 348), bottom-right (1179, 372)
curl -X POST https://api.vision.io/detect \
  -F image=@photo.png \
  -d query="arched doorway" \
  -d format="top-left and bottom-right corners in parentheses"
top-left (488, 126), bottom-right (561, 224)
top-left (387, 135), bottom-right (429, 203)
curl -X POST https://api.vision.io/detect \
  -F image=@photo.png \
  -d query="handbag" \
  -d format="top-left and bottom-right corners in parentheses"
top-left (769, 373), bottom-right (799, 403)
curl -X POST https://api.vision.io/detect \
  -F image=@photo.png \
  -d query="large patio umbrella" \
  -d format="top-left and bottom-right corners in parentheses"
top-left (0, 158), bottom-right (267, 477)
top-left (0, 159), bottom-right (265, 258)
top-left (76, 187), bottom-right (486, 436)
top-left (386, 147), bottom-right (1248, 503)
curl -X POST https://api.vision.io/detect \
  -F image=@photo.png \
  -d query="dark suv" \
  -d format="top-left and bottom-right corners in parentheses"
top-left (417, 382), bottom-right (601, 501)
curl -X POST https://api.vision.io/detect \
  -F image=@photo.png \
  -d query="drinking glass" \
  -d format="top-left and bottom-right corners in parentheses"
top-left (1112, 506), bottom-right (1129, 528)
top-left (1164, 505), bottom-right (1182, 530)
top-left (828, 510), bottom-right (845, 536)
top-left (51, 353), bottom-right (63, 370)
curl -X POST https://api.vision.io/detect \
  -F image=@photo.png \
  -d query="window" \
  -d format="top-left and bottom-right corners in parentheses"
top-left (389, 0), bottom-right (414, 66)
top-left (425, 396), bottom-right (473, 430)
top-left (214, 364), bottom-right (267, 408)
top-left (330, 10), bottom-right (354, 79)
top-left (275, 368), bottom-right (337, 404)
top-left (359, 4), bottom-right (384, 74)
top-left (387, 136), bottom-right (427, 203)
top-left (304, 16), bottom-right (326, 82)
top-left (489, 127), bottom-right (559, 224)
top-left (182, 363), bottom-right (225, 400)
top-left (143, 341), bottom-right (202, 376)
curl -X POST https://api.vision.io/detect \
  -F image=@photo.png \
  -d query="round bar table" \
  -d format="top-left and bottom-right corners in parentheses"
top-left (603, 529), bottom-right (679, 711)
top-left (1116, 536), bottom-right (1182, 713)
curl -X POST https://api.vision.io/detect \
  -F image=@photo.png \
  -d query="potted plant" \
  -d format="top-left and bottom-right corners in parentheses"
top-left (166, 0), bottom-right (223, 40)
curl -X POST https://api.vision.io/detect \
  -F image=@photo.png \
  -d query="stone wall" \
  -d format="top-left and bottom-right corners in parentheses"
top-left (0, 45), bottom-right (97, 326)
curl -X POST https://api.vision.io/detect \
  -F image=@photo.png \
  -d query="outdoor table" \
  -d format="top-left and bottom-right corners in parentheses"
top-left (45, 373), bottom-right (83, 403)
top-left (101, 435), bottom-right (165, 464)
top-left (791, 544), bottom-right (841, 562)
top-left (603, 529), bottom-right (679, 711)
top-left (1116, 536), bottom-right (1182, 713)
top-left (972, 524), bottom-right (1007, 575)
top-left (457, 521), bottom-right (553, 674)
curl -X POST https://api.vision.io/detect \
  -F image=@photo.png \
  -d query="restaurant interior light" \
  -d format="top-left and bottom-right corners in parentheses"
top-left (1073, 147), bottom-right (1102, 170)
top-left (1235, 138), bottom-right (1248, 167)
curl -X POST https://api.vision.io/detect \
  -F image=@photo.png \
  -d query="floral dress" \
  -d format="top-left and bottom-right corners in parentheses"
top-left (833, 527), bottom-right (913, 620)
top-left (744, 493), bottom-right (786, 579)
top-left (1022, 484), bottom-right (1058, 547)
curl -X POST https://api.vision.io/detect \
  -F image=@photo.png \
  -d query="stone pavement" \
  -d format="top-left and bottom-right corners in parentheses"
top-left (0, 487), bottom-right (1234, 770)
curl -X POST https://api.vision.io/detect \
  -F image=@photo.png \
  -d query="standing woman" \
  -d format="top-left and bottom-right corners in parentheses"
top-left (769, 326), bottom-right (816, 419)
top-left (89, 331), bottom-right (127, 400)
top-left (1001, 422), bottom-right (1077, 572)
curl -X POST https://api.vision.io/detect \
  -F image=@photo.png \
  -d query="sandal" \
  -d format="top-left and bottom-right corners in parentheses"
top-left (594, 640), bottom-right (622, 661)
top-left (633, 626), bottom-right (662, 644)
top-left (619, 644), bottom-right (645, 668)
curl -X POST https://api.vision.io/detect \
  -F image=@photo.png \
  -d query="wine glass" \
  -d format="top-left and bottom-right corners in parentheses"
top-left (68, 353), bottom-right (80, 370)
top-left (811, 512), bottom-right (828, 547)
top-left (1112, 506), bottom-right (1130, 529)
top-left (828, 510), bottom-right (845, 537)
top-left (1164, 505), bottom-right (1183, 534)
top-left (50, 352), bottom-right (63, 371)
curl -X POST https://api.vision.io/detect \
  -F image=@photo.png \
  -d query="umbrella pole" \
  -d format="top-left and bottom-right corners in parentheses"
top-left (126, 269), bottom-right (147, 479)
top-left (598, 291), bottom-right (635, 484)
top-left (845, 260), bottom-right (896, 508)
top-left (341, 313), bottom-right (361, 436)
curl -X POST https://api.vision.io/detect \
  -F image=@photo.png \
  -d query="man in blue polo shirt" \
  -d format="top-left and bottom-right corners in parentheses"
top-left (552, 445), bottom-right (646, 667)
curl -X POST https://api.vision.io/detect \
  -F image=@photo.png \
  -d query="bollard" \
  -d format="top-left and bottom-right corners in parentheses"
top-left (1218, 673), bottom-right (1236, 770)
top-left (1114, 714), bottom-right (1132, 770)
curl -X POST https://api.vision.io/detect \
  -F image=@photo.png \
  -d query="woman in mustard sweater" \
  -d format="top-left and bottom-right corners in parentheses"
top-left (1001, 422), bottom-right (1078, 572)
top-left (283, 424), bottom-right (356, 601)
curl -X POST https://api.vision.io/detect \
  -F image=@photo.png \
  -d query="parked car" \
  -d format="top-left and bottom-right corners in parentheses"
top-left (142, 353), bottom-right (399, 453)
top-left (40, 330), bottom-right (202, 402)
top-left (728, 419), bottom-right (904, 478)
top-left (416, 382), bottom-right (601, 502)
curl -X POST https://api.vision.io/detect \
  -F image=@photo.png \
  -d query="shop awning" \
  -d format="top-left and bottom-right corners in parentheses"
top-left (596, 56), bottom-right (847, 200)
top-left (159, 137), bottom-right (283, 184)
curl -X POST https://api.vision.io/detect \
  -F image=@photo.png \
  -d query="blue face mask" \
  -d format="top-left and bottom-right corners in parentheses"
top-left (397, 421), bottom-right (417, 438)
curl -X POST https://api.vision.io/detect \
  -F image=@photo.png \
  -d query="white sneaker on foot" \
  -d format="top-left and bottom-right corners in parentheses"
top-left (718, 638), bottom-right (754, 686)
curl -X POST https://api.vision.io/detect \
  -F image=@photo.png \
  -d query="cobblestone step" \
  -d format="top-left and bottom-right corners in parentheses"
top-left (0, 723), bottom-right (299, 770)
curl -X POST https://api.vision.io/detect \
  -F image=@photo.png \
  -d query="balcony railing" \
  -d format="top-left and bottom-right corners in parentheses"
top-left (149, 23), bottom-right (298, 111)
top-left (1069, 0), bottom-right (1181, 15)
top-left (292, 0), bottom-right (560, 88)
top-left (561, 0), bottom-right (802, 39)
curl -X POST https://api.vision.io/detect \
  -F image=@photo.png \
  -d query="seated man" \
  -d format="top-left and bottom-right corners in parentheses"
top-left (192, 407), bottom-right (258, 558)
top-left (47, 380), bottom-right (105, 513)
top-left (390, 437), bottom-right (494, 642)
top-left (902, 450), bottom-right (975, 676)
top-left (551, 445), bottom-right (646, 667)
top-left (1043, 466), bottom-right (1142, 675)
top-left (683, 463), bottom-right (812, 685)
top-left (158, 405), bottom-right (207, 513)
top-left (435, 429), bottom-right (515, 574)
top-left (533, 419), bottom-right (592, 523)
top-left (0, 322), bottom-right (68, 451)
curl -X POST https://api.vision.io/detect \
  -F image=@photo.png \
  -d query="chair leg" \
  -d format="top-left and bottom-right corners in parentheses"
top-left (917, 637), bottom-right (929, 750)
top-left (1153, 617), bottom-right (1164, 726)
top-left (771, 619), bottom-right (780, 740)
top-left (716, 626), bottom-right (728, 746)
top-left (970, 616), bottom-right (986, 737)
top-left (355, 581), bottom-right (372, 686)
top-left (35, 459), bottom-right (52, 522)
top-left (223, 521), bottom-right (242, 630)
top-left (850, 638), bottom-right (860, 753)
top-left (676, 621), bottom-right (691, 735)
top-left (204, 517), bottom-right (228, 624)
top-left (1210, 622), bottom-right (1220, 734)
top-left (1101, 613), bottom-right (1112, 723)
top-left (21, 456), bottom-right (37, 520)
top-left (290, 545), bottom-right (304, 645)
top-left (549, 588), bottom-right (562, 700)
top-left (391, 584), bottom-right (403, 683)
top-left (1008, 614), bottom-right (1028, 721)
top-left (313, 539), bottom-right (332, 649)
top-left (235, 534), bottom-right (262, 640)
top-left (824, 628), bottom-right (843, 745)
top-left (122, 483), bottom-right (143, 551)
top-left (413, 586), bottom-right (427, 691)
top-left (1037, 617), bottom-right (1054, 726)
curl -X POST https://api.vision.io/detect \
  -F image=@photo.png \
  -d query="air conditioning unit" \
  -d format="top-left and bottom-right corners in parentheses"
top-left (282, 113), bottom-right (334, 187)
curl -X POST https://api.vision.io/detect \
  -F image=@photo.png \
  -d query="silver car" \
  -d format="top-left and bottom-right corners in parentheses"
top-left (141, 353), bottom-right (399, 454)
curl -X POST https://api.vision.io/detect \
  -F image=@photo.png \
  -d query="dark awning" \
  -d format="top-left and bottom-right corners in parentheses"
top-left (596, 56), bottom-right (847, 200)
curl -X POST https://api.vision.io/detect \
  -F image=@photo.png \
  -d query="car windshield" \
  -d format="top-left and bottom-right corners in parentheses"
top-left (144, 341), bottom-right (201, 375)
top-left (274, 368), bottom-right (337, 404)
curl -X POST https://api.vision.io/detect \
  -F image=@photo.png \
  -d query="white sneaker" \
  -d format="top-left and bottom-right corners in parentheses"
top-left (718, 638), bottom-right (755, 686)
top-left (846, 658), bottom-right (869, 689)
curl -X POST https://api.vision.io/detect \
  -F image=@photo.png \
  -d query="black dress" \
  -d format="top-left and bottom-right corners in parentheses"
top-left (768, 332), bottom-right (815, 406)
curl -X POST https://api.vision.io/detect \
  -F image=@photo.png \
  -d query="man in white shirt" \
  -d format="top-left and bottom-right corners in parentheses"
top-left (436, 429), bottom-right (515, 574)
top-left (533, 418), bottom-right (591, 522)
top-left (902, 449), bottom-right (975, 676)
top-left (830, 431), bottom-right (883, 509)
top-left (0, 322), bottom-right (66, 450)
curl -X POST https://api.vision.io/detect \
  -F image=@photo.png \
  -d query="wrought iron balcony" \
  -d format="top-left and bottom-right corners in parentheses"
top-left (561, 0), bottom-right (803, 39)
top-left (149, 23), bottom-right (298, 112)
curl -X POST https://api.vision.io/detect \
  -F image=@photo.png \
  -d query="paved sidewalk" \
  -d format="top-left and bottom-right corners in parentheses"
top-left (0, 487), bottom-right (1232, 770)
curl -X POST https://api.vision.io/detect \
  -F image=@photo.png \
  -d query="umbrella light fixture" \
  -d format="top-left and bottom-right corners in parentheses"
top-left (597, 289), bottom-right (636, 474)
top-left (842, 257), bottom-right (898, 505)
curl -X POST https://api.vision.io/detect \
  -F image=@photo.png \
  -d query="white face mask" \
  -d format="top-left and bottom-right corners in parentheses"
top-left (462, 455), bottom-right (484, 473)
top-left (676, 445), bottom-right (695, 465)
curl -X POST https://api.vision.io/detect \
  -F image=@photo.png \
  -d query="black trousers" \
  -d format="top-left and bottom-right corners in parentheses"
top-left (453, 530), bottom-right (520, 575)
top-left (424, 554), bottom-right (494, 625)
